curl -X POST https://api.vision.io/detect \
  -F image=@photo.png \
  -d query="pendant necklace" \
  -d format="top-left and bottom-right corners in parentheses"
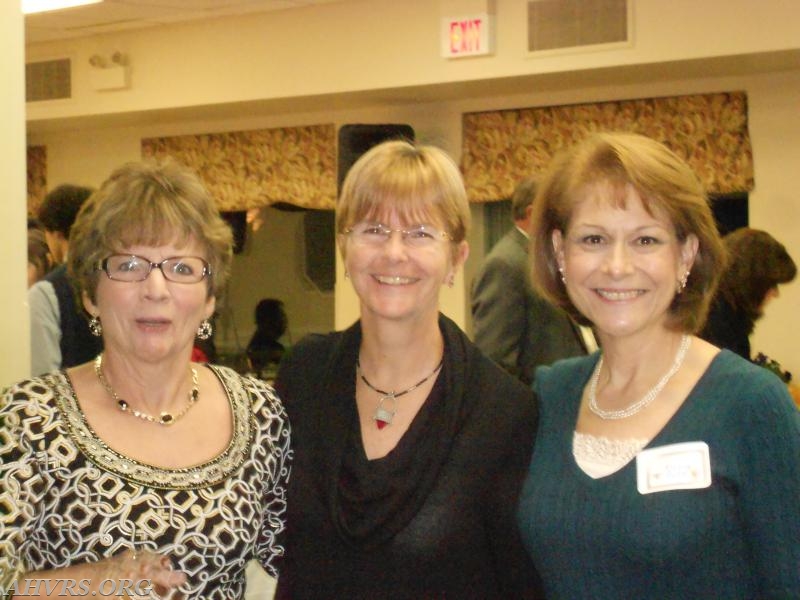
top-left (588, 334), bottom-right (691, 420)
top-left (357, 357), bottom-right (444, 429)
top-left (95, 354), bottom-right (199, 426)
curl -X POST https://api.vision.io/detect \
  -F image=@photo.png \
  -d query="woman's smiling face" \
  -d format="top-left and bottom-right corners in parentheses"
top-left (553, 180), bottom-right (697, 342)
top-left (342, 208), bottom-right (467, 326)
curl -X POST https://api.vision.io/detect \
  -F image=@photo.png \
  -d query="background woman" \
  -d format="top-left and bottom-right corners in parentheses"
top-left (1, 160), bottom-right (290, 598)
top-left (275, 140), bottom-right (540, 599)
top-left (700, 227), bottom-right (796, 359)
top-left (517, 132), bottom-right (800, 598)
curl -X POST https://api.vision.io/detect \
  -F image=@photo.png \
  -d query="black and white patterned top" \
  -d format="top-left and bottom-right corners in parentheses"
top-left (0, 365), bottom-right (291, 599)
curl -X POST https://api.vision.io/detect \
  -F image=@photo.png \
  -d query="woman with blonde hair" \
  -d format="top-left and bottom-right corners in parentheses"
top-left (517, 132), bottom-right (800, 598)
top-left (276, 139), bottom-right (541, 599)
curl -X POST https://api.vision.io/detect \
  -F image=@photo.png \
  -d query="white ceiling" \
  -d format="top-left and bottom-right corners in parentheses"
top-left (25, 0), bottom-right (346, 43)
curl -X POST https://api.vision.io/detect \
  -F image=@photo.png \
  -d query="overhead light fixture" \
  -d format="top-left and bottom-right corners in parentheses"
top-left (22, 0), bottom-right (104, 15)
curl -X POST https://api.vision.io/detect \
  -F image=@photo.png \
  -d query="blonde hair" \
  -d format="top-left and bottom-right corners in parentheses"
top-left (69, 159), bottom-right (233, 303)
top-left (336, 140), bottom-right (470, 247)
top-left (530, 132), bottom-right (726, 333)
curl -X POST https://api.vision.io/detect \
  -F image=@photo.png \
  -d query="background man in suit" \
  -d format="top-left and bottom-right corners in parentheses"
top-left (29, 184), bottom-right (103, 376)
top-left (471, 177), bottom-right (589, 384)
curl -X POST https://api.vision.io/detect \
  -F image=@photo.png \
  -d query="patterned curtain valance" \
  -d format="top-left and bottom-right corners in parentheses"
top-left (462, 91), bottom-right (754, 202)
top-left (27, 145), bottom-right (47, 217)
top-left (142, 123), bottom-right (337, 211)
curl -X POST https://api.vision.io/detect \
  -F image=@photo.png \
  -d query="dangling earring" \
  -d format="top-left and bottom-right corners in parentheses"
top-left (558, 266), bottom-right (567, 285)
top-left (447, 275), bottom-right (455, 288)
top-left (197, 319), bottom-right (213, 340)
top-left (88, 315), bottom-right (102, 337)
top-left (677, 270), bottom-right (690, 294)
top-left (344, 270), bottom-right (350, 279)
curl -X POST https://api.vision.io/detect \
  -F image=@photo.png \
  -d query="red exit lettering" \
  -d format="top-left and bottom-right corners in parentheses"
top-left (449, 18), bottom-right (484, 55)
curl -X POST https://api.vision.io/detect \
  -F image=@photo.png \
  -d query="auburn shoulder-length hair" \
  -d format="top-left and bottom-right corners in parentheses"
top-left (717, 227), bottom-right (796, 323)
top-left (529, 131), bottom-right (726, 333)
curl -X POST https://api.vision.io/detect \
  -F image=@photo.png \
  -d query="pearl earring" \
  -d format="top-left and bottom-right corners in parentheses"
top-left (677, 269), bottom-right (690, 293)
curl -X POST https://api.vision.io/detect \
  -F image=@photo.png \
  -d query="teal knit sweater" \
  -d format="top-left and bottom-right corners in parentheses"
top-left (518, 350), bottom-right (800, 599)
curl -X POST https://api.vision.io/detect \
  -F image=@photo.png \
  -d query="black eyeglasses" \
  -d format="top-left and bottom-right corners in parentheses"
top-left (98, 255), bottom-right (211, 284)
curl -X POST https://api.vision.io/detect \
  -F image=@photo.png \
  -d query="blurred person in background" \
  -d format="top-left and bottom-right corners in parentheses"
top-left (27, 223), bottom-right (52, 287)
top-left (471, 176), bottom-right (589, 385)
top-left (29, 184), bottom-right (103, 375)
top-left (700, 227), bottom-right (796, 360)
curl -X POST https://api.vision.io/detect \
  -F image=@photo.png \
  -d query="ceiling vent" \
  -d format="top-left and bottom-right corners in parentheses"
top-left (528, 0), bottom-right (629, 53)
top-left (26, 58), bottom-right (71, 102)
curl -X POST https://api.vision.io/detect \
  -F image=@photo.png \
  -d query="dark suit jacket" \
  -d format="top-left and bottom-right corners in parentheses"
top-left (471, 227), bottom-right (586, 384)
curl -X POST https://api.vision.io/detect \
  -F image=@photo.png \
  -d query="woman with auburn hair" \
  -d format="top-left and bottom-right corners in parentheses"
top-left (701, 227), bottom-right (796, 359)
top-left (1, 160), bottom-right (290, 599)
top-left (275, 139), bottom-right (541, 599)
top-left (517, 132), bottom-right (800, 599)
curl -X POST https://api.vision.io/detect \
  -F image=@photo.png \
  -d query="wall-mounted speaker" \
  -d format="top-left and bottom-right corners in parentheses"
top-left (220, 210), bottom-right (247, 254)
top-left (303, 209), bottom-right (336, 292)
top-left (337, 124), bottom-right (415, 192)
top-left (298, 124), bottom-right (417, 293)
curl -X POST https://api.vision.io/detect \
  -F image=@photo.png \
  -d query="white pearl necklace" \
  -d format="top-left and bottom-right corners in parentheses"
top-left (588, 334), bottom-right (692, 420)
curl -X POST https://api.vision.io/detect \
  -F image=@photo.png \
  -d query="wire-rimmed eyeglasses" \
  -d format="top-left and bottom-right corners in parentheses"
top-left (97, 254), bottom-right (211, 284)
top-left (344, 222), bottom-right (452, 248)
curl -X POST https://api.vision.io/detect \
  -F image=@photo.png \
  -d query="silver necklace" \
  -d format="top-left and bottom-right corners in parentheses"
top-left (357, 357), bottom-right (443, 429)
top-left (588, 334), bottom-right (691, 420)
top-left (94, 354), bottom-right (199, 426)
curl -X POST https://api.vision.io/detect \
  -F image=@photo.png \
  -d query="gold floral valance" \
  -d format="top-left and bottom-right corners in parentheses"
top-left (462, 92), bottom-right (754, 202)
top-left (27, 145), bottom-right (47, 217)
top-left (142, 124), bottom-right (337, 211)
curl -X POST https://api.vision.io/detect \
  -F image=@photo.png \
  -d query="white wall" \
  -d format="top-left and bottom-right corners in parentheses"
top-left (2, 2), bottom-right (30, 388)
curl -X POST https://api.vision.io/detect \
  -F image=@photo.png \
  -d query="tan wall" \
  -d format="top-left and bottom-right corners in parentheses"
top-left (24, 0), bottom-right (800, 376)
top-left (2, 4), bottom-right (30, 388)
top-left (25, 0), bottom-right (800, 122)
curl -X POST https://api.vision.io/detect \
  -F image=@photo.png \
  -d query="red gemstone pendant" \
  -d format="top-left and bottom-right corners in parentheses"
top-left (373, 395), bottom-right (396, 429)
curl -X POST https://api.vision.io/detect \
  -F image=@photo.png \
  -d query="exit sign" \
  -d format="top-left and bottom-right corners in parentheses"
top-left (442, 13), bottom-right (494, 58)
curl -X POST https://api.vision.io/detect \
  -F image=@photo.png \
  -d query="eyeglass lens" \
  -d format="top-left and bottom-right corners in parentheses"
top-left (348, 222), bottom-right (449, 247)
top-left (102, 255), bottom-right (208, 283)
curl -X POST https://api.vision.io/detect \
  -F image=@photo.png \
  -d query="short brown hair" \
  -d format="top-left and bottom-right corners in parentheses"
top-left (69, 159), bottom-right (233, 303)
top-left (530, 132), bottom-right (726, 333)
top-left (336, 140), bottom-right (470, 247)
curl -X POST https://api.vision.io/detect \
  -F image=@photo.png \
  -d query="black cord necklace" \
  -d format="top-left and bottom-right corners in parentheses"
top-left (357, 357), bottom-right (444, 429)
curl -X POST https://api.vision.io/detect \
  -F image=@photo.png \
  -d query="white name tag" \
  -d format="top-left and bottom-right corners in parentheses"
top-left (636, 441), bottom-right (712, 495)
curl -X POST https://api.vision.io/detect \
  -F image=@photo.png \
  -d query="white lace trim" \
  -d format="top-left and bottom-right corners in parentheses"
top-left (573, 431), bottom-right (649, 479)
